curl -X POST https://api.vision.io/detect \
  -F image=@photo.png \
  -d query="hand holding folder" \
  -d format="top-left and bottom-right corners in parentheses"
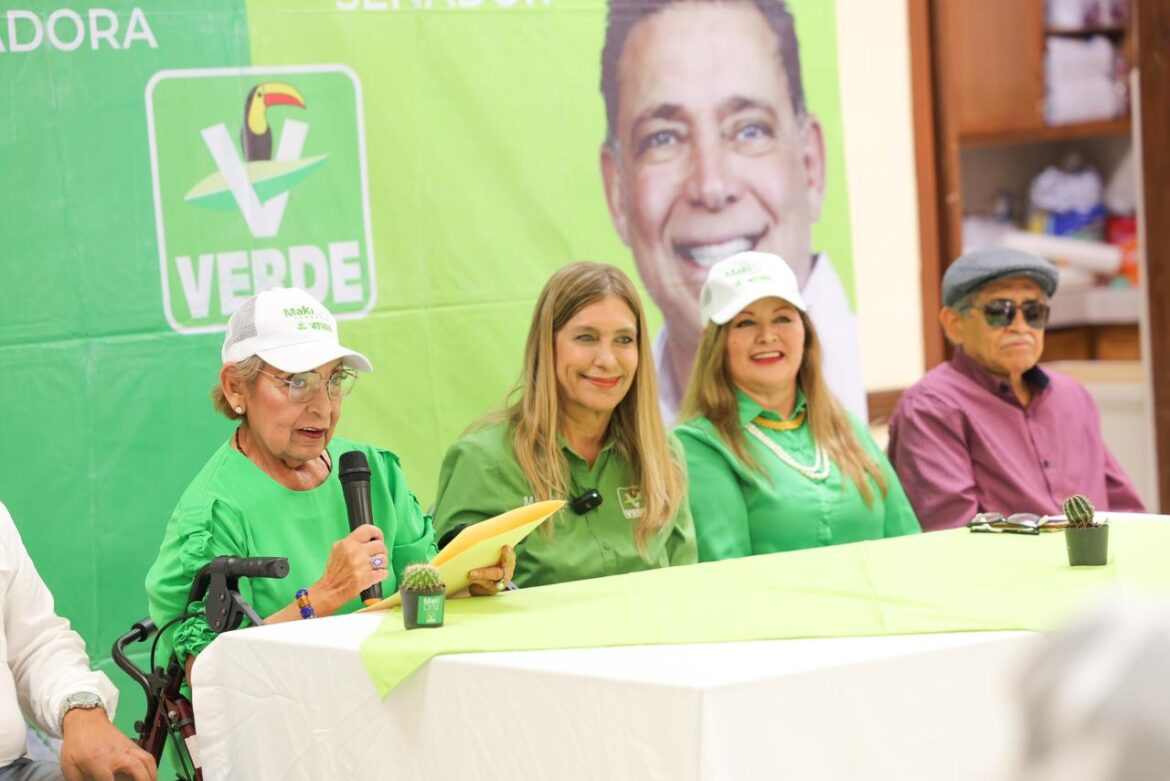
top-left (360, 499), bottom-right (565, 611)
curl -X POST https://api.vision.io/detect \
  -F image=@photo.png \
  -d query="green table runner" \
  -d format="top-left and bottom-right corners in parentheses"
top-left (361, 522), bottom-right (1170, 696)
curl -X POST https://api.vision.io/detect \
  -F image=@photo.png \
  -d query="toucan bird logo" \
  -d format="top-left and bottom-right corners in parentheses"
top-left (241, 82), bottom-right (306, 161)
top-left (184, 81), bottom-right (326, 238)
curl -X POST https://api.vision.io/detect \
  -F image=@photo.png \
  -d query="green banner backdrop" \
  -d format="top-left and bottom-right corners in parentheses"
top-left (0, 0), bottom-right (850, 740)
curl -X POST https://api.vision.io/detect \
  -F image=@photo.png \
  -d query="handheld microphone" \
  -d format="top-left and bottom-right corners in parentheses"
top-left (338, 451), bottom-right (383, 606)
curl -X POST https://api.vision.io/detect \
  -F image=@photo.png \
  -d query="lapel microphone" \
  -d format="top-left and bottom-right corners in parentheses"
top-left (569, 489), bottom-right (603, 515)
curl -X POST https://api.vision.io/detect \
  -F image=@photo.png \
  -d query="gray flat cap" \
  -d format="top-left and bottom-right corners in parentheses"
top-left (942, 247), bottom-right (1059, 307)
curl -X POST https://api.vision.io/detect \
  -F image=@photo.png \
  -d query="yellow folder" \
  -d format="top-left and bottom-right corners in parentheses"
top-left (359, 499), bottom-right (564, 611)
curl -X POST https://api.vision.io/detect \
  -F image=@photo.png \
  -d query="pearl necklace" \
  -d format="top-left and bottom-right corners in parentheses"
top-left (745, 422), bottom-right (830, 481)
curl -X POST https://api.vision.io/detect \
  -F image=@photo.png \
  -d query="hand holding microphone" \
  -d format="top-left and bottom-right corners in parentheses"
top-left (338, 451), bottom-right (386, 607)
top-left (311, 525), bottom-right (389, 613)
top-left (308, 451), bottom-right (388, 614)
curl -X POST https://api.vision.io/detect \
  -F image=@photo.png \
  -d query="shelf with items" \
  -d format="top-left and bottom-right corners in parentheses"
top-left (937, 0), bottom-right (1131, 140)
top-left (958, 134), bottom-right (1132, 241)
top-left (928, 0), bottom-right (1139, 356)
top-left (959, 117), bottom-right (1130, 147)
top-left (1042, 32), bottom-right (1130, 128)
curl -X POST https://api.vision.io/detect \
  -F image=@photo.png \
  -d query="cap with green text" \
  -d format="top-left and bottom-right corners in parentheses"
top-left (221, 288), bottom-right (373, 373)
top-left (699, 251), bottom-right (807, 325)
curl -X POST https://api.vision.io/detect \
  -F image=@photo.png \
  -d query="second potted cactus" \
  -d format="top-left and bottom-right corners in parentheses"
top-left (400, 562), bottom-right (445, 629)
top-left (1064, 494), bottom-right (1109, 566)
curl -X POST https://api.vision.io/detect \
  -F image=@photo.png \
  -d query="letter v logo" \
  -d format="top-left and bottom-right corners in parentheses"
top-left (199, 119), bottom-right (308, 238)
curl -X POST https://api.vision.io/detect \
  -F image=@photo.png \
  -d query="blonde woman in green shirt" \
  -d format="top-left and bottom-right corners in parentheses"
top-left (676, 252), bottom-right (919, 561)
top-left (434, 262), bottom-right (697, 587)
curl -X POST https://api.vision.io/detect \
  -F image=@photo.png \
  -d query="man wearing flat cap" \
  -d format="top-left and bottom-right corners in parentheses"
top-left (887, 247), bottom-right (1143, 530)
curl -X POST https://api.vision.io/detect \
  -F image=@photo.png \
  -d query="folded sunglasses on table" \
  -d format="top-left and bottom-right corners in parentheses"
top-left (966, 512), bottom-right (1069, 534)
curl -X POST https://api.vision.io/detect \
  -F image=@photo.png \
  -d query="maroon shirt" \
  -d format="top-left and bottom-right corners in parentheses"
top-left (888, 348), bottom-right (1143, 531)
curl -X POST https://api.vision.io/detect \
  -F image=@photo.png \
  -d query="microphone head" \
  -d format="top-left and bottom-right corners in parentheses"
top-left (339, 450), bottom-right (372, 485)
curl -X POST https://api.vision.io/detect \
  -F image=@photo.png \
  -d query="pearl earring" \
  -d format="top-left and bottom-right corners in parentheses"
top-left (234, 406), bottom-right (244, 415)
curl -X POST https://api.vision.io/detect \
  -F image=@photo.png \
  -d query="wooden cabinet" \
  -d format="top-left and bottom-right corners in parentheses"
top-left (937, 0), bottom-right (1046, 136)
top-left (923, 0), bottom-right (1137, 359)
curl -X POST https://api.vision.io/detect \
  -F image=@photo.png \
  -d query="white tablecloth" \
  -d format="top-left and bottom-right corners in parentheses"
top-left (193, 615), bottom-right (1041, 780)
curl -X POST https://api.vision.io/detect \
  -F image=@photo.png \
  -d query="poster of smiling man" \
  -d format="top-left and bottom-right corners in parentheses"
top-left (598, 0), bottom-right (862, 421)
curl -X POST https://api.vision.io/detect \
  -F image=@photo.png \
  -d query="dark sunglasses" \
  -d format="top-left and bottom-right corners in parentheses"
top-left (976, 299), bottom-right (1050, 329)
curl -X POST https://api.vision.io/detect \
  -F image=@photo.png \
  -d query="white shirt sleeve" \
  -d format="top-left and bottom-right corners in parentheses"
top-left (0, 501), bottom-right (117, 739)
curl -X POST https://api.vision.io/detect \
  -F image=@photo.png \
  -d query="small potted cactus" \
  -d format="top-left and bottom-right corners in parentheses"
top-left (400, 562), bottom-right (445, 629)
top-left (1064, 494), bottom-right (1109, 566)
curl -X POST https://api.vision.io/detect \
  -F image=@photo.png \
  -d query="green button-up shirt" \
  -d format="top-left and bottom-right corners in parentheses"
top-left (675, 390), bottom-right (920, 561)
top-left (434, 421), bottom-right (697, 588)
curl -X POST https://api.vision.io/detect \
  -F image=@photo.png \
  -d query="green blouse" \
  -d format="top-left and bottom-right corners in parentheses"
top-left (433, 421), bottom-right (697, 588)
top-left (146, 436), bottom-right (436, 663)
top-left (675, 390), bottom-right (920, 561)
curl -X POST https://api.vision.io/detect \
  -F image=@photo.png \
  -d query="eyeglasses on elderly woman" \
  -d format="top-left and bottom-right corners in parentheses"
top-left (973, 299), bottom-right (1051, 330)
top-left (258, 367), bottom-right (358, 402)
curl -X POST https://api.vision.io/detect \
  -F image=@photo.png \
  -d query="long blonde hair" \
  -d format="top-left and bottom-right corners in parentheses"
top-left (679, 312), bottom-right (887, 504)
top-left (477, 262), bottom-right (686, 551)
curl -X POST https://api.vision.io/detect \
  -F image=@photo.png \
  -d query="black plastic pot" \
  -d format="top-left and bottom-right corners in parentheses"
top-left (1066, 524), bottom-right (1109, 566)
top-left (402, 588), bottom-right (445, 629)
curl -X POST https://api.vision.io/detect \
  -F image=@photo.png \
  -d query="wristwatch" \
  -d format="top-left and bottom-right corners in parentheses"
top-left (61, 691), bottom-right (104, 727)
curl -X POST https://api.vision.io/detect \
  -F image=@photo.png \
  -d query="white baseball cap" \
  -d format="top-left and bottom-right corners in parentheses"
top-left (221, 288), bottom-right (373, 373)
top-left (699, 251), bottom-right (807, 325)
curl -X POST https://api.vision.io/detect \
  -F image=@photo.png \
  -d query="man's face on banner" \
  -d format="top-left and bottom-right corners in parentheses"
top-left (602, 0), bottom-right (826, 337)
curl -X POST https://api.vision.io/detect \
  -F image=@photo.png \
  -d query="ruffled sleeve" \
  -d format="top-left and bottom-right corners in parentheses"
top-left (146, 493), bottom-right (249, 664)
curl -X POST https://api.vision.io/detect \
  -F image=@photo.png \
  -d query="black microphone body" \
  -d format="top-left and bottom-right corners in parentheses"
top-left (338, 451), bottom-right (383, 605)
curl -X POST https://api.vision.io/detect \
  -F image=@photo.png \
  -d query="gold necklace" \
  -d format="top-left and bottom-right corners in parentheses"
top-left (752, 411), bottom-right (806, 431)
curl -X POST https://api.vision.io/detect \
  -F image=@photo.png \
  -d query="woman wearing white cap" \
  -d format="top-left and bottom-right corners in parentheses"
top-left (146, 289), bottom-right (513, 677)
top-left (676, 252), bottom-right (919, 561)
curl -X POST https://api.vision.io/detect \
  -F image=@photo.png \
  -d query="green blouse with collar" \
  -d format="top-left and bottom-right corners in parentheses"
top-left (433, 421), bottom-right (697, 588)
top-left (675, 390), bottom-right (920, 561)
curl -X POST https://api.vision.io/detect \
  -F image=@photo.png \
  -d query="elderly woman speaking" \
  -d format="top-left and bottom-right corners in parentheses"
top-left (676, 252), bottom-right (920, 561)
top-left (147, 288), bottom-right (512, 674)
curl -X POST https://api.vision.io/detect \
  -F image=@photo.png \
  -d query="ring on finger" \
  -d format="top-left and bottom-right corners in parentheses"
top-left (370, 554), bottom-right (386, 570)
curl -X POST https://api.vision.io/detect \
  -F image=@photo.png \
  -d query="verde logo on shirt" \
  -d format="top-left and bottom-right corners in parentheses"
top-left (146, 65), bottom-right (376, 333)
top-left (616, 486), bottom-right (645, 520)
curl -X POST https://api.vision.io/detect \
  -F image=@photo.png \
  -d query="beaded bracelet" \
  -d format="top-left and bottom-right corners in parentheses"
top-left (295, 588), bottom-right (316, 619)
